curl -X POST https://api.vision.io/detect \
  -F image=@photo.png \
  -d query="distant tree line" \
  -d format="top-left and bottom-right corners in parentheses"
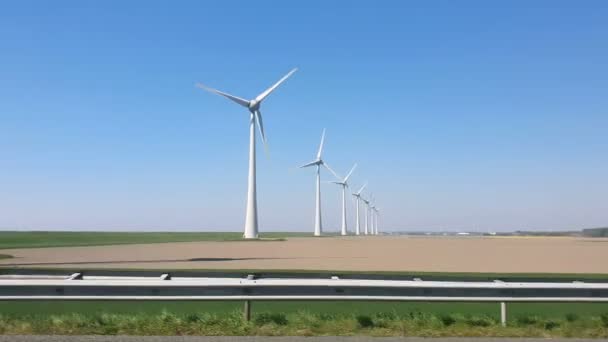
top-left (582, 227), bottom-right (608, 237)
top-left (513, 230), bottom-right (580, 237)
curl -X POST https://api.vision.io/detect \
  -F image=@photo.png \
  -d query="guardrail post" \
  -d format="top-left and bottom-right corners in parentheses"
top-left (244, 300), bottom-right (251, 321)
top-left (500, 302), bottom-right (507, 327)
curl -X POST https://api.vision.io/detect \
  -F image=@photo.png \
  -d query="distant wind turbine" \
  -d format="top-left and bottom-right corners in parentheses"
top-left (300, 129), bottom-right (339, 236)
top-left (196, 68), bottom-right (297, 239)
top-left (373, 207), bottom-right (380, 235)
top-left (331, 164), bottom-right (357, 236)
top-left (352, 183), bottom-right (367, 236)
top-left (362, 196), bottom-right (370, 235)
top-left (370, 195), bottom-right (377, 235)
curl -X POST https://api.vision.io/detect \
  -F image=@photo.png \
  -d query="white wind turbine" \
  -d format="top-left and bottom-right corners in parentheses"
top-left (331, 164), bottom-right (357, 236)
top-left (373, 206), bottom-right (380, 235)
top-left (369, 195), bottom-right (377, 235)
top-left (352, 183), bottom-right (367, 236)
top-left (362, 196), bottom-right (370, 235)
top-left (370, 206), bottom-right (376, 235)
top-left (196, 68), bottom-right (297, 239)
top-left (300, 129), bottom-right (339, 236)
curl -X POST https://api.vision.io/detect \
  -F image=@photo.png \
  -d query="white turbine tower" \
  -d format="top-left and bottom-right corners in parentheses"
top-left (331, 164), bottom-right (357, 236)
top-left (196, 68), bottom-right (297, 239)
top-left (362, 196), bottom-right (370, 235)
top-left (300, 129), bottom-right (339, 236)
top-left (352, 183), bottom-right (367, 236)
top-left (369, 195), bottom-right (377, 235)
top-left (370, 205), bottom-right (377, 235)
top-left (373, 207), bottom-right (380, 235)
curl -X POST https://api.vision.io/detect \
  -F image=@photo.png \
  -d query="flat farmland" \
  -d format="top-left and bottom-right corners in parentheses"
top-left (0, 236), bottom-right (606, 273)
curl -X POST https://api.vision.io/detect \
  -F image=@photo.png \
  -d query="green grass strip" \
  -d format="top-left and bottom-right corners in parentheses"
top-left (0, 231), bottom-right (308, 250)
top-left (0, 308), bottom-right (607, 336)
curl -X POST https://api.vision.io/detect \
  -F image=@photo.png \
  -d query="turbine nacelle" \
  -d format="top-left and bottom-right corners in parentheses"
top-left (299, 130), bottom-right (339, 178)
top-left (331, 163), bottom-right (357, 189)
top-left (331, 180), bottom-right (347, 188)
top-left (196, 68), bottom-right (297, 148)
top-left (300, 158), bottom-right (323, 169)
top-left (248, 100), bottom-right (260, 112)
top-left (352, 182), bottom-right (367, 197)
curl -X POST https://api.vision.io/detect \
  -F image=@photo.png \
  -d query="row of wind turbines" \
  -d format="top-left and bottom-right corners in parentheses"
top-left (299, 129), bottom-right (380, 237)
top-left (196, 68), bottom-right (380, 239)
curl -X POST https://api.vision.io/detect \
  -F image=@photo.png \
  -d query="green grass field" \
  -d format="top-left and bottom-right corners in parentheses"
top-left (0, 231), bottom-right (308, 250)
top-left (0, 303), bottom-right (606, 337)
top-left (0, 300), bottom-right (606, 319)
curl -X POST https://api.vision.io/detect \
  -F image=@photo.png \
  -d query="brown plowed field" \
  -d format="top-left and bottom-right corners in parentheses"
top-left (1, 236), bottom-right (606, 273)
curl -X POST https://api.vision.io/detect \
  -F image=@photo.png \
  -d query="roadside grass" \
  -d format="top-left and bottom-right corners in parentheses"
top-left (0, 254), bottom-right (12, 260)
top-left (1, 301), bottom-right (606, 320)
top-left (0, 309), bottom-right (607, 336)
top-left (0, 231), bottom-right (308, 250)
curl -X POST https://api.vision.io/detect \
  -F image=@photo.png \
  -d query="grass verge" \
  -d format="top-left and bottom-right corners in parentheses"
top-left (0, 309), bottom-right (607, 337)
top-left (0, 254), bottom-right (12, 260)
top-left (1, 301), bottom-right (607, 318)
top-left (0, 231), bottom-right (308, 250)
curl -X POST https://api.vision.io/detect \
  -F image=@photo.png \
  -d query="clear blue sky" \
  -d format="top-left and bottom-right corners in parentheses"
top-left (1, 1), bottom-right (607, 232)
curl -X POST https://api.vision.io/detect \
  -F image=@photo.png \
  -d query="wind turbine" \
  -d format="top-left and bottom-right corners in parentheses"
top-left (369, 195), bottom-right (377, 235)
top-left (331, 164), bottom-right (357, 236)
top-left (373, 207), bottom-right (380, 235)
top-left (352, 183), bottom-right (367, 236)
top-left (362, 196), bottom-right (370, 235)
top-left (370, 205), bottom-right (377, 235)
top-left (300, 129), bottom-right (339, 236)
top-left (196, 68), bottom-right (297, 239)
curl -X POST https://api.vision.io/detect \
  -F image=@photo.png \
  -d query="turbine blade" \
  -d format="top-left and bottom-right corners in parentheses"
top-left (344, 163), bottom-right (357, 183)
top-left (356, 182), bottom-right (368, 195)
top-left (254, 110), bottom-right (267, 149)
top-left (255, 68), bottom-right (298, 103)
top-left (299, 160), bottom-right (318, 168)
top-left (322, 162), bottom-right (340, 180)
top-left (316, 128), bottom-right (326, 159)
top-left (195, 83), bottom-right (250, 108)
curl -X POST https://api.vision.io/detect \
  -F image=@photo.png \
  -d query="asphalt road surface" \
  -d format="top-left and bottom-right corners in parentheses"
top-left (0, 337), bottom-right (606, 342)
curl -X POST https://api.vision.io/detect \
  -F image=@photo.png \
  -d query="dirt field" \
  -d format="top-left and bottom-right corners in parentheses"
top-left (0, 236), bottom-right (606, 273)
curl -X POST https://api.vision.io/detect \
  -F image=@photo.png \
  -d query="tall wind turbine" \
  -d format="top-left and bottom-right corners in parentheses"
top-left (352, 183), bottom-right (367, 236)
top-left (196, 68), bottom-right (297, 239)
top-left (331, 164), bottom-right (357, 236)
top-left (300, 129), bottom-right (339, 236)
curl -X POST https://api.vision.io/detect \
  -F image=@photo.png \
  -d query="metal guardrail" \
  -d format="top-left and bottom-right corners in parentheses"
top-left (1, 273), bottom-right (607, 325)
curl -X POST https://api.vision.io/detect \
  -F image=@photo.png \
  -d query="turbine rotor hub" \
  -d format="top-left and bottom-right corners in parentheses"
top-left (248, 100), bottom-right (259, 111)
